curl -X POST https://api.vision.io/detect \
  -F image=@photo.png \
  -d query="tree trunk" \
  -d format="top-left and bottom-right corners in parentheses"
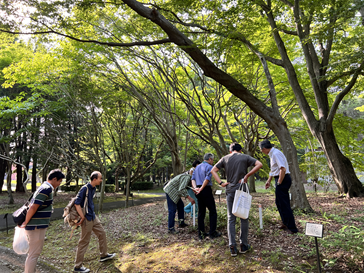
top-left (16, 162), bottom-right (25, 192)
top-left (125, 167), bottom-right (131, 208)
top-left (0, 158), bottom-right (5, 193)
top-left (31, 156), bottom-right (37, 192)
top-left (248, 167), bottom-right (256, 193)
top-left (7, 162), bottom-right (14, 204)
top-left (315, 129), bottom-right (364, 197)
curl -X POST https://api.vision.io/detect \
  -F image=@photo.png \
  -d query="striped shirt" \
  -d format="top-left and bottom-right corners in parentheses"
top-left (163, 174), bottom-right (191, 204)
top-left (25, 182), bottom-right (54, 230)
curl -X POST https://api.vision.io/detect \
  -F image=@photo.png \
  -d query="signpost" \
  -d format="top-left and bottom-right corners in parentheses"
top-left (305, 222), bottom-right (324, 273)
top-left (215, 190), bottom-right (222, 203)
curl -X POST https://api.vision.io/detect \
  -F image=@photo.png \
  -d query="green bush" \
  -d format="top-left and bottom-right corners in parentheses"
top-left (60, 185), bottom-right (77, 192)
top-left (131, 182), bottom-right (154, 190)
top-left (105, 184), bottom-right (115, 193)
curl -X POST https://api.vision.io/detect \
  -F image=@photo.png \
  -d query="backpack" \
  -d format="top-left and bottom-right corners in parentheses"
top-left (63, 185), bottom-right (89, 238)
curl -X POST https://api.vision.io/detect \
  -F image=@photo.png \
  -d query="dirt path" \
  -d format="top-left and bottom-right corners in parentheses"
top-left (0, 246), bottom-right (61, 273)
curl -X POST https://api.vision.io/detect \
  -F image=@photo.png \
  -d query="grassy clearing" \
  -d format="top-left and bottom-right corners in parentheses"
top-left (0, 191), bottom-right (162, 215)
top-left (0, 190), bottom-right (363, 272)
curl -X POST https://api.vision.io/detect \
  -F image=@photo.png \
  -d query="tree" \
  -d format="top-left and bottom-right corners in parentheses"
top-left (0, 0), bottom-right (315, 209)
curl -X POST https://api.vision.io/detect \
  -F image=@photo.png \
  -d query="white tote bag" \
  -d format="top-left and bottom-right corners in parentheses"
top-left (232, 183), bottom-right (252, 219)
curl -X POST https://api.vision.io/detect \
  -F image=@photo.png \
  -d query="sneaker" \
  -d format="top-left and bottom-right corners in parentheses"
top-left (239, 244), bottom-right (251, 254)
top-left (179, 222), bottom-right (189, 228)
top-left (74, 266), bottom-right (90, 272)
top-left (198, 232), bottom-right (209, 240)
top-left (168, 228), bottom-right (179, 234)
top-left (100, 253), bottom-right (116, 262)
top-left (209, 231), bottom-right (222, 239)
top-left (230, 245), bottom-right (238, 257)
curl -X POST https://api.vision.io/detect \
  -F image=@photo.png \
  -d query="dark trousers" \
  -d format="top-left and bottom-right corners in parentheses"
top-left (166, 193), bottom-right (185, 230)
top-left (196, 186), bottom-right (217, 236)
top-left (275, 174), bottom-right (298, 232)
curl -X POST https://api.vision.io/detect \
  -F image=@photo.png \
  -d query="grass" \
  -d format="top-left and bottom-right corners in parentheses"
top-left (1, 189), bottom-right (363, 272)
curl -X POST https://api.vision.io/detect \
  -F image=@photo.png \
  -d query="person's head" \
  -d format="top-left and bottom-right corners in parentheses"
top-left (47, 169), bottom-right (65, 188)
top-left (229, 142), bottom-right (243, 153)
top-left (259, 140), bottom-right (273, 155)
top-left (192, 160), bottom-right (201, 168)
top-left (204, 153), bottom-right (214, 165)
top-left (90, 171), bottom-right (103, 186)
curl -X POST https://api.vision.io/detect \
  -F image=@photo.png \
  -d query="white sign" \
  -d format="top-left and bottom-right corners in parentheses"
top-left (305, 222), bottom-right (324, 238)
top-left (215, 190), bottom-right (222, 195)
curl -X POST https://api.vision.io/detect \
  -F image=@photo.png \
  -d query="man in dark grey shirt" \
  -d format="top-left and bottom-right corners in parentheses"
top-left (211, 143), bottom-right (262, 257)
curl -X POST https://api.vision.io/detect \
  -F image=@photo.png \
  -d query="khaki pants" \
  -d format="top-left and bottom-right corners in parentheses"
top-left (75, 216), bottom-right (108, 268)
top-left (24, 228), bottom-right (47, 273)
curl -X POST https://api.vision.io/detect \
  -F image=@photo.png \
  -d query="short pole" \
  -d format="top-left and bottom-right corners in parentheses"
top-left (192, 204), bottom-right (195, 227)
top-left (315, 237), bottom-right (322, 273)
top-left (258, 204), bottom-right (263, 229)
top-left (4, 213), bottom-right (8, 234)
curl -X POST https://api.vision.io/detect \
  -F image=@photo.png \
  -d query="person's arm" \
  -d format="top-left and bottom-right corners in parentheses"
top-left (20, 203), bottom-right (40, 228)
top-left (196, 179), bottom-right (210, 194)
top-left (74, 186), bottom-right (87, 226)
top-left (211, 166), bottom-right (229, 187)
top-left (191, 179), bottom-right (197, 188)
top-left (186, 195), bottom-right (195, 205)
top-left (243, 160), bottom-right (263, 183)
top-left (265, 176), bottom-right (273, 189)
top-left (277, 167), bottom-right (286, 185)
top-left (75, 204), bottom-right (85, 226)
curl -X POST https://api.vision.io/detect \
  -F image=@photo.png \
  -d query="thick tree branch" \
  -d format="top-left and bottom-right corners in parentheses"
top-left (326, 61), bottom-right (364, 127)
top-left (0, 28), bottom-right (171, 47)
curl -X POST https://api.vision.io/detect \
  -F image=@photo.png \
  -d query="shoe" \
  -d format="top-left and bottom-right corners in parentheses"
top-left (74, 266), bottom-right (90, 272)
top-left (209, 231), bottom-right (222, 239)
top-left (100, 253), bottom-right (116, 262)
top-left (230, 245), bottom-right (238, 257)
top-left (179, 222), bottom-right (189, 228)
top-left (198, 232), bottom-right (209, 240)
top-left (239, 244), bottom-right (251, 254)
top-left (286, 229), bottom-right (298, 235)
top-left (168, 228), bottom-right (179, 234)
top-left (279, 224), bottom-right (288, 229)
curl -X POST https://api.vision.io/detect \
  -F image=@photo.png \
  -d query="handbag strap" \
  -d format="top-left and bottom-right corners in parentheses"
top-left (238, 181), bottom-right (249, 194)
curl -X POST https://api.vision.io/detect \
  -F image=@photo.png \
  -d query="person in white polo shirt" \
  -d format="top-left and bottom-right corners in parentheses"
top-left (259, 140), bottom-right (298, 234)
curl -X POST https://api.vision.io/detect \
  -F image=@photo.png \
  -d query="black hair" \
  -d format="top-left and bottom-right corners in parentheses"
top-left (47, 169), bottom-right (65, 181)
top-left (192, 160), bottom-right (201, 168)
top-left (229, 142), bottom-right (243, 152)
top-left (259, 140), bottom-right (273, 149)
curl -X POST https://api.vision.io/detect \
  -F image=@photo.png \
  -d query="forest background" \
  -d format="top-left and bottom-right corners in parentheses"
top-left (0, 0), bottom-right (363, 210)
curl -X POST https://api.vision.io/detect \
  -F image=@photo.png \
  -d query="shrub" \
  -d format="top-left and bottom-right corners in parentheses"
top-left (104, 184), bottom-right (115, 193)
top-left (60, 185), bottom-right (77, 192)
top-left (131, 182), bottom-right (154, 190)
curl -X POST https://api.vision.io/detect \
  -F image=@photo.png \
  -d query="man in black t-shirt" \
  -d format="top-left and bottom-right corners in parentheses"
top-left (211, 143), bottom-right (262, 257)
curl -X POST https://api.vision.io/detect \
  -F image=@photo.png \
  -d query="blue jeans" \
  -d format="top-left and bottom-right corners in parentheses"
top-left (184, 188), bottom-right (198, 216)
top-left (166, 193), bottom-right (185, 230)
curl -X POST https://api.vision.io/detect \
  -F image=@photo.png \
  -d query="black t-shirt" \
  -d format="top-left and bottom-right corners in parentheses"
top-left (214, 153), bottom-right (257, 194)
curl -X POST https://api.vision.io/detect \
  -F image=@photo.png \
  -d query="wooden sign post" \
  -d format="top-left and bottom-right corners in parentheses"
top-left (305, 222), bottom-right (324, 273)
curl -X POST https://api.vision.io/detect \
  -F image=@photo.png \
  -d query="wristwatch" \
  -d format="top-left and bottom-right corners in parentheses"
top-left (219, 181), bottom-right (223, 185)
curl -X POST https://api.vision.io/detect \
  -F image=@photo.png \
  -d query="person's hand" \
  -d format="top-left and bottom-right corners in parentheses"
top-left (243, 175), bottom-right (249, 183)
top-left (193, 188), bottom-right (200, 195)
top-left (76, 217), bottom-right (85, 226)
top-left (220, 182), bottom-right (229, 187)
top-left (187, 196), bottom-right (195, 205)
top-left (20, 222), bottom-right (26, 228)
top-left (265, 181), bottom-right (270, 189)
